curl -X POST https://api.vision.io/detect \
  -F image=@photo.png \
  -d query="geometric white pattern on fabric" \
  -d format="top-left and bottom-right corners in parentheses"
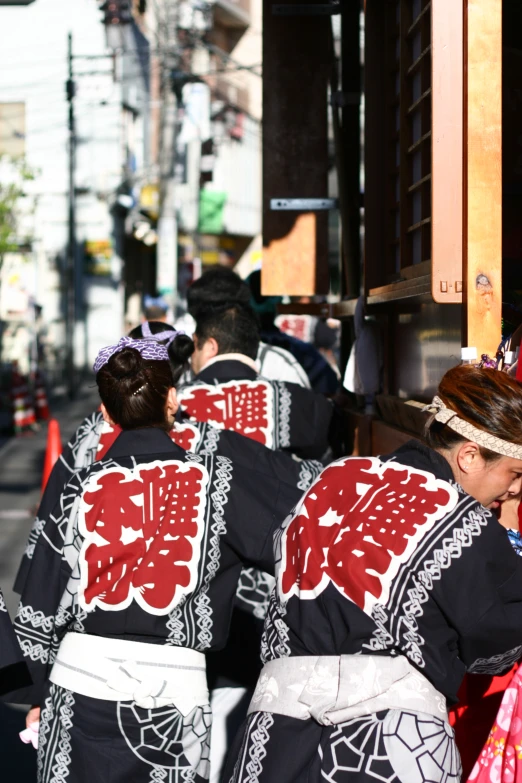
top-left (243, 712), bottom-right (274, 783)
top-left (317, 710), bottom-right (461, 783)
top-left (15, 603), bottom-right (55, 663)
top-left (363, 493), bottom-right (490, 668)
top-left (36, 683), bottom-right (75, 783)
top-left (276, 382), bottom-right (291, 450)
top-left (50, 688), bottom-right (75, 783)
top-left (117, 701), bottom-right (212, 783)
top-left (193, 455), bottom-right (233, 649)
top-left (227, 711), bottom-right (274, 783)
top-left (383, 710), bottom-right (461, 783)
top-left (235, 568), bottom-right (275, 620)
top-left (201, 423), bottom-right (221, 455)
top-left (67, 411), bottom-right (104, 469)
top-left (296, 458), bottom-right (320, 492)
top-left (260, 597), bottom-right (291, 664)
top-left (468, 644), bottom-right (522, 675)
top-left (25, 516), bottom-right (45, 560)
top-left (149, 767), bottom-right (168, 782)
top-left (0, 588), bottom-right (6, 612)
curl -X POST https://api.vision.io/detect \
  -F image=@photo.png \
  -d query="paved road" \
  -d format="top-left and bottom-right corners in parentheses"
top-left (0, 386), bottom-right (100, 781)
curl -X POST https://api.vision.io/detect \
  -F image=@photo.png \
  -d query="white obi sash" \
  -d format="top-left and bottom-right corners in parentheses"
top-left (248, 654), bottom-right (448, 725)
top-left (50, 632), bottom-right (208, 715)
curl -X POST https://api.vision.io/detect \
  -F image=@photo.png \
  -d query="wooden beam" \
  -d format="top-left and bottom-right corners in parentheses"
top-left (431, 0), bottom-right (464, 303)
top-left (464, 0), bottom-right (502, 355)
top-left (261, 0), bottom-right (330, 296)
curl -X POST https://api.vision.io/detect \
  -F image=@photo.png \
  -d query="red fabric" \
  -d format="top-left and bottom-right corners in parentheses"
top-left (450, 669), bottom-right (518, 780)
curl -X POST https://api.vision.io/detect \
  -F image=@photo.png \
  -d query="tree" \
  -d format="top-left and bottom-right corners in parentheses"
top-left (0, 155), bottom-right (36, 266)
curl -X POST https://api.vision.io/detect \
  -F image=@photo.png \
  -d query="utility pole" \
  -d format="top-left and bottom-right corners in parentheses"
top-left (156, 0), bottom-right (179, 317)
top-left (65, 32), bottom-right (77, 399)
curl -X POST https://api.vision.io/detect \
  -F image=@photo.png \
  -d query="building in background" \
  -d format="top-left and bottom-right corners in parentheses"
top-left (0, 0), bottom-right (263, 408)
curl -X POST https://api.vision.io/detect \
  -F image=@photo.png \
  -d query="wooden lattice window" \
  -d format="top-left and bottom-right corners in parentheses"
top-left (387, 0), bottom-right (432, 275)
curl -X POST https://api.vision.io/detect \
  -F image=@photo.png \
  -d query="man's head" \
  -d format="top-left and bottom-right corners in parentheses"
top-left (187, 268), bottom-right (250, 319)
top-left (143, 295), bottom-right (168, 323)
top-left (192, 304), bottom-right (260, 374)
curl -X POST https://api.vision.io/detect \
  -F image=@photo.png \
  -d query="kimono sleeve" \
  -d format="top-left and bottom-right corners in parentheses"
top-left (13, 454), bottom-right (72, 595)
top-left (286, 383), bottom-right (333, 459)
top-left (433, 508), bottom-right (522, 675)
top-left (11, 484), bottom-right (77, 704)
top-left (0, 588), bottom-right (31, 696)
top-left (223, 462), bottom-right (303, 575)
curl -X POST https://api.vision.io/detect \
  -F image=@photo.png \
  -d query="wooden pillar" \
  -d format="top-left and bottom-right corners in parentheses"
top-left (431, 0), bottom-right (464, 304)
top-left (261, 0), bottom-right (330, 296)
top-left (464, 0), bottom-right (502, 356)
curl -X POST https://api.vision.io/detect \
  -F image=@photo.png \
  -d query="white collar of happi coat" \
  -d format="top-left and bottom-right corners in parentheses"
top-left (200, 353), bottom-right (260, 374)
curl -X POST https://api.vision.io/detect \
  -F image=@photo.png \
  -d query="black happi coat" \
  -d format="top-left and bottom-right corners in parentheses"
top-left (13, 427), bottom-right (312, 704)
top-left (224, 442), bottom-right (522, 783)
top-left (0, 587), bottom-right (31, 695)
top-left (262, 441), bottom-right (522, 701)
top-left (15, 413), bottom-right (321, 605)
top-left (177, 358), bottom-right (334, 460)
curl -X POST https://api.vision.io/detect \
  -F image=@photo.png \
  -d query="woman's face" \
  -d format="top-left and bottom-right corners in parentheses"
top-left (457, 451), bottom-right (522, 509)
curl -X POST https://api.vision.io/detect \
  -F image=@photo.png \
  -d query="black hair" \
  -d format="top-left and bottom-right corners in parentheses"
top-left (187, 268), bottom-right (250, 319)
top-left (96, 348), bottom-right (174, 430)
top-left (128, 321), bottom-right (194, 385)
top-left (195, 303), bottom-right (260, 361)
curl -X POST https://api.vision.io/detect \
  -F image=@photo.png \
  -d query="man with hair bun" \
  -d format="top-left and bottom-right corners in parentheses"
top-left (183, 267), bottom-right (312, 388)
top-left (178, 302), bottom-right (338, 461)
top-left (224, 365), bottom-right (522, 783)
top-left (9, 337), bottom-right (324, 783)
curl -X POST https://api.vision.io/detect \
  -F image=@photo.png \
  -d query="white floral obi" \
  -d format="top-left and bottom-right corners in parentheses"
top-left (248, 654), bottom-right (448, 725)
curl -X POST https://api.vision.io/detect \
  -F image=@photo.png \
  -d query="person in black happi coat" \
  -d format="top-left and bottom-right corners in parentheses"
top-left (225, 365), bottom-right (522, 783)
top-left (177, 302), bottom-right (337, 461)
top-left (11, 337), bottom-right (317, 783)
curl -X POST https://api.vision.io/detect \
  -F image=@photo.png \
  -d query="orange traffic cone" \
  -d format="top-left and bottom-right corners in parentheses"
top-left (41, 419), bottom-right (62, 494)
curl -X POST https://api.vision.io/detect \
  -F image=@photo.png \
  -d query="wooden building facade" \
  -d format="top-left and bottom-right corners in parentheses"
top-left (261, 0), bottom-right (517, 454)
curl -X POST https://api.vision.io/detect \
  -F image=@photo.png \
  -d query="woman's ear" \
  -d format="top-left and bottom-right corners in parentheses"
top-left (100, 403), bottom-right (116, 426)
top-left (455, 440), bottom-right (484, 475)
top-left (166, 388), bottom-right (179, 420)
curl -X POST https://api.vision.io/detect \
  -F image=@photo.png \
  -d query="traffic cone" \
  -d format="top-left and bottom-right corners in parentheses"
top-left (34, 370), bottom-right (50, 421)
top-left (41, 419), bottom-right (62, 494)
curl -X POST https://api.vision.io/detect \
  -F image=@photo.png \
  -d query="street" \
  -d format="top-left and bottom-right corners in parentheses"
top-left (0, 387), bottom-right (99, 781)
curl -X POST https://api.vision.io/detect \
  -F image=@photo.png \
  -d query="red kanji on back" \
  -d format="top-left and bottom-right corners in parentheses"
top-left (178, 380), bottom-right (274, 447)
top-left (78, 460), bottom-right (208, 615)
top-left (279, 457), bottom-right (457, 614)
top-left (169, 422), bottom-right (201, 451)
top-left (96, 420), bottom-right (119, 461)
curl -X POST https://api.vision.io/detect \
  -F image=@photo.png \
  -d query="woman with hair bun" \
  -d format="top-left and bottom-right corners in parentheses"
top-left (12, 337), bottom-right (321, 783)
top-left (225, 365), bottom-right (522, 783)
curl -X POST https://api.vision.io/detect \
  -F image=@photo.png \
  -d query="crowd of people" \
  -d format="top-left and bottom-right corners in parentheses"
top-left (2, 267), bottom-right (522, 783)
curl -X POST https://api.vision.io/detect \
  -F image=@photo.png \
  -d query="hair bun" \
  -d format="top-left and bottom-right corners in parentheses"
top-left (168, 333), bottom-right (195, 366)
top-left (107, 347), bottom-right (144, 380)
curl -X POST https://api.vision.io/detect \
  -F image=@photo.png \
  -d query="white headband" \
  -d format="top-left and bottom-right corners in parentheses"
top-left (423, 395), bottom-right (522, 460)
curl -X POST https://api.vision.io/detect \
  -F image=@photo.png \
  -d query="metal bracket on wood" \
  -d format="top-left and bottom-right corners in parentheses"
top-left (272, 2), bottom-right (341, 16)
top-left (270, 198), bottom-right (339, 211)
top-left (330, 91), bottom-right (359, 108)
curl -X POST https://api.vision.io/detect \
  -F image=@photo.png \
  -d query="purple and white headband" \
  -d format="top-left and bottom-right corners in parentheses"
top-left (93, 336), bottom-right (170, 374)
top-left (141, 321), bottom-right (184, 347)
